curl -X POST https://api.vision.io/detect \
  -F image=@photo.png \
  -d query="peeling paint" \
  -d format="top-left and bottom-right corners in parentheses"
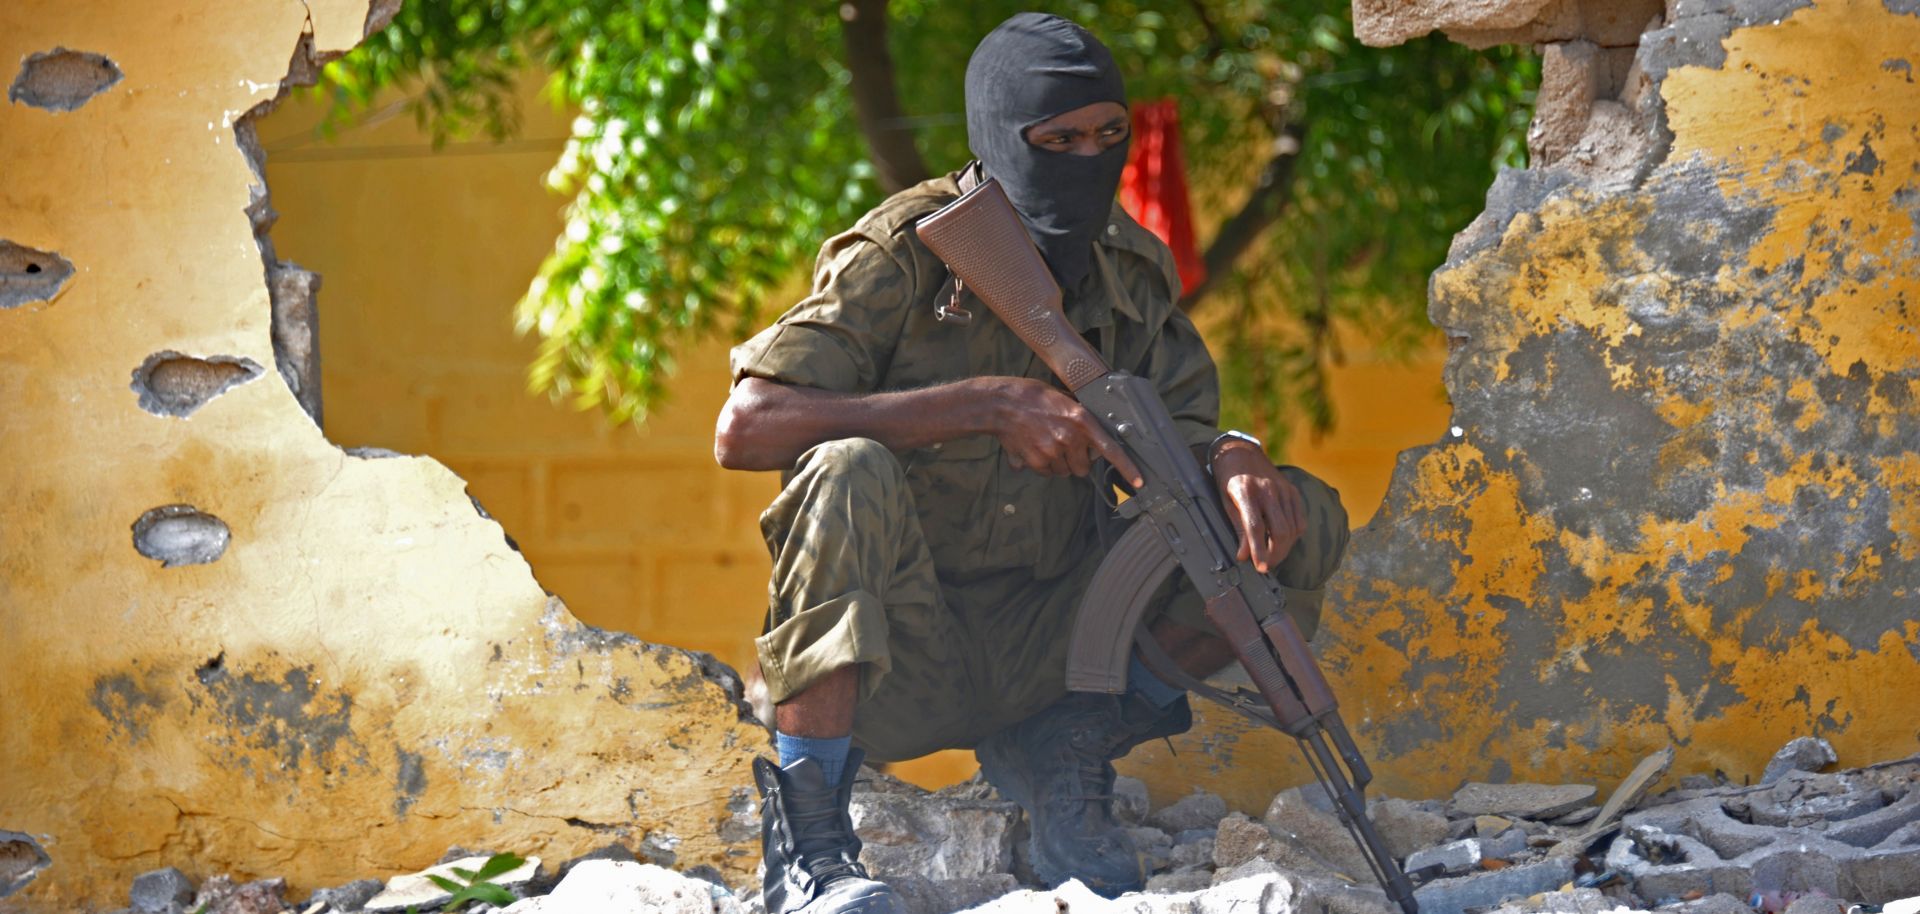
top-left (1128, 0), bottom-right (1920, 811)
top-left (0, 3), bottom-right (766, 909)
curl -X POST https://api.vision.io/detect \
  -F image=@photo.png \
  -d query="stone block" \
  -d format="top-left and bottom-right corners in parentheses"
top-left (1265, 789), bottom-right (1377, 880)
top-left (1410, 857), bottom-right (1575, 914)
top-left (1213, 814), bottom-right (1273, 870)
top-left (1662, 893), bottom-right (1759, 914)
top-left (1370, 798), bottom-right (1451, 860)
top-left (1530, 40), bottom-right (1604, 166)
top-left (1169, 834), bottom-right (1216, 871)
top-left (1477, 828), bottom-right (1530, 862)
top-left (305, 878), bottom-right (385, 912)
top-left (1761, 739), bottom-right (1840, 785)
top-left (888, 873), bottom-right (1019, 914)
top-left (850, 779), bottom-right (1019, 881)
top-left (1405, 839), bottom-right (1482, 877)
top-left (1115, 776), bottom-right (1151, 826)
top-left (1450, 783), bottom-right (1597, 820)
top-left (1194, 868), bottom-right (1295, 914)
top-left (498, 861), bottom-right (741, 914)
top-left (1485, 887), bottom-right (1618, 914)
top-left (130, 868), bottom-right (195, 914)
top-left (1147, 869), bottom-right (1216, 894)
top-left (1153, 790), bottom-right (1229, 833)
top-left (193, 876), bottom-right (292, 914)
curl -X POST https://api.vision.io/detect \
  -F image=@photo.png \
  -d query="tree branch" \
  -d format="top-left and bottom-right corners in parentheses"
top-left (1184, 0), bottom-right (1227, 62)
top-left (839, 0), bottom-right (930, 194)
top-left (1181, 119), bottom-right (1305, 310)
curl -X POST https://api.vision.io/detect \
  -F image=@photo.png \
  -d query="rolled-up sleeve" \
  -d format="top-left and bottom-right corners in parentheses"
top-left (730, 233), bottom-right (915, 393)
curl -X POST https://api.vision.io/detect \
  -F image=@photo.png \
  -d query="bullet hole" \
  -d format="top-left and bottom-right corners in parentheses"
top-left (130, 351), bottom-right (265, 418)
top-left (0, 240), bottom-right (75, 309)
top-left (198, 651), bottom-right (226, 683)
top-left (0, 830), bottom-right (51, 898)
top-left (132, 505), bottom-right (231, 568)
top-left (7, 48), bottom-right (123, 112)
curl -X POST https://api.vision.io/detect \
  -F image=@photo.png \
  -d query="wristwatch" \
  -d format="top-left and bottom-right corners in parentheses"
top-left (1207, 429), bottom-right (1264, 469)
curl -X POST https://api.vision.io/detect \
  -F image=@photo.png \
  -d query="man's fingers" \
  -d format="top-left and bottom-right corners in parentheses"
top-left (1076, 414), bottom-right (1144, 487)
top-left (1231, 482), bottom-right (1271, 573)
top-left (1063, 435), bottom-right (1093, 478)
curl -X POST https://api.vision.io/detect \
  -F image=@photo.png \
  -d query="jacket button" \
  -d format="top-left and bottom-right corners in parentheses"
top-left (1002, 504), bottom-right (1017, 516)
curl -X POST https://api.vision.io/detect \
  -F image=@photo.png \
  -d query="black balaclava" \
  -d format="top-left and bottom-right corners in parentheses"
top-left (964, 13), bottom-right (1128, 290)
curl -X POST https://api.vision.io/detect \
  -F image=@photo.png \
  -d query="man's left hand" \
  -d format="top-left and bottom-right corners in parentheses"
top-left (1210, 443), bottom-right (1305, 574)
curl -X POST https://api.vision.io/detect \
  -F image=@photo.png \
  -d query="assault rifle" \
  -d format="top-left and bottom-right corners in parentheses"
top-left (917, 178), bottom-right (1418, 914)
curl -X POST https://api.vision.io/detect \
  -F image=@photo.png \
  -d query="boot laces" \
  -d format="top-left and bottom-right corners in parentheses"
top-left (787, 801), bottom-right (869, 887)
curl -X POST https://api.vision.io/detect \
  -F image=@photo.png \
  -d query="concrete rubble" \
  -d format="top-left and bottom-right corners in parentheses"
top-left (89, 740), bottom-right (1920, 914)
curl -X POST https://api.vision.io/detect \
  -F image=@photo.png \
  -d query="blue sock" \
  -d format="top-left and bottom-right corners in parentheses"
top-left (776, 731), bottom-right (852, 785)
top-left (1128, 655), bottom-right (1186, 709)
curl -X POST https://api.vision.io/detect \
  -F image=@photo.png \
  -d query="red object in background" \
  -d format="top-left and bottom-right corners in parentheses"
top-left (1119, 98), bottom-right (1207, 297)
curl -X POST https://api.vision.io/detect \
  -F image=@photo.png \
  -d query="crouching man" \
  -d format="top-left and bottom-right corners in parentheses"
top-left (713, 13), bottom-right (1350, 914)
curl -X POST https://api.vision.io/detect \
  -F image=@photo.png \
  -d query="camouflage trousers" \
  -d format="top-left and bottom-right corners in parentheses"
top-left (753, 437), bottom-right (1350, 762)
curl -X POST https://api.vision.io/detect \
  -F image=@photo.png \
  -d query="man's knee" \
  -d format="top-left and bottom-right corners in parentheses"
top-left (792, 437), bottom-right (906, 490)
top-left (1279, 465), bottom-right (1350, 591)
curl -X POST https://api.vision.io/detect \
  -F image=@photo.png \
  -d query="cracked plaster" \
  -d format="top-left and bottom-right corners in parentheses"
top-left (1123, 0), bottom-right (1920, 811)
top-left (0, 2), bottom-right (764, 910)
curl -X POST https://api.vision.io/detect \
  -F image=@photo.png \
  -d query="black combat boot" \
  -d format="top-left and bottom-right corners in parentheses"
top-left (754, 748), bottom-right (900, 914)
top-left (976, 692), bottom-right (1193, 896)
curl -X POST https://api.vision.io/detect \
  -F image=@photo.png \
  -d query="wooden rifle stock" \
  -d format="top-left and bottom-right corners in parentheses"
top-left (916, 178), bottom-right (1419, 914)
top-left (912, 179), bottom-right (1111, 389)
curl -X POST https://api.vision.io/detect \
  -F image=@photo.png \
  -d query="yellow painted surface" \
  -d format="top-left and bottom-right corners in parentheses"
top-left (1125, 0), bottom-right (1920, 812)
top-left (0, 4), bottom-right (763, 911)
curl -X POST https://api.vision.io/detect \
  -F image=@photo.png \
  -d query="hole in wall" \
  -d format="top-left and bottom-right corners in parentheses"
top-left (0, 240), bottom-right (76, 309)
top-left (129, 351), bottom-right (265, 417)
top-left (7, 47), bottom-right (123, 112)
top-left (0, 830), bottom-right (52, 898)
top-left (131, 505), bottom-right (231, 568)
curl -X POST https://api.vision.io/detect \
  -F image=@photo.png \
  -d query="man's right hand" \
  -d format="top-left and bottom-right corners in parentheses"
top-left (977, 377), bottom-right (1144, 487)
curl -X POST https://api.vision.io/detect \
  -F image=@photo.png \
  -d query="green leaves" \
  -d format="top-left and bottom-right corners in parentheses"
top-left (423, 852), bottom-right (527, 911)
top-left (320, 0), bottom-right (1535, 437)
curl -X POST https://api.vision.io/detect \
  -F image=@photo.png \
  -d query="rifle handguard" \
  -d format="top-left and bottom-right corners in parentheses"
top-left (914, 179), bottom-right (1108, 391)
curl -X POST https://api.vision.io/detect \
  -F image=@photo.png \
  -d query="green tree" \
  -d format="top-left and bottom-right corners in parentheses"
top-left (322, 0), bottom-right (1534, 443)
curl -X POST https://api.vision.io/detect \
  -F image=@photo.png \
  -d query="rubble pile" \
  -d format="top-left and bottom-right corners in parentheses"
top-left (98, 740), bottom-right (1920, 914)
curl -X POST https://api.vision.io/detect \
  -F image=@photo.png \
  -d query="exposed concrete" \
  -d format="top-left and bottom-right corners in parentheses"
top-left (6, 47), bottom-right (121, 111)
top-left (233, 34), bottom-right (334, 427)
top-left (130, 351), bottom-right (265, 417)
top-left (1413, 858), bottom-right (1577, 914)
top-left (0, 832), bottom-right (50, 898)
top-left (0, 240), bottom-right (74, 309)
top-left (1451, 782), bottom-right (1598, 819)
top-left (129, 868), bottom-right (195, 913)
top-left (130, 505), bottom-right (232, 567)
top-left (1352, 0), bottom-right (1664, 48)
top-left (1133, 0), bottom-right (1920, 807)
top-left (1762, 738), bottom-right (1840, 784)
top-left (1610, 758), bottom-right (1920, 902)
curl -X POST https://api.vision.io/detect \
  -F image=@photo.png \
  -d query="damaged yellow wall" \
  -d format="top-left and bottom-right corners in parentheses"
top-left (0, 4), bottom-right (765, 911)
top-left (1125, 0), bottom-right (1920, 812)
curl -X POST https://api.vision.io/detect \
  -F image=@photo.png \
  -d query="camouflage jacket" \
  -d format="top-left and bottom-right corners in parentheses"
top-left (731, 171), bottom-right (1223, 583)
